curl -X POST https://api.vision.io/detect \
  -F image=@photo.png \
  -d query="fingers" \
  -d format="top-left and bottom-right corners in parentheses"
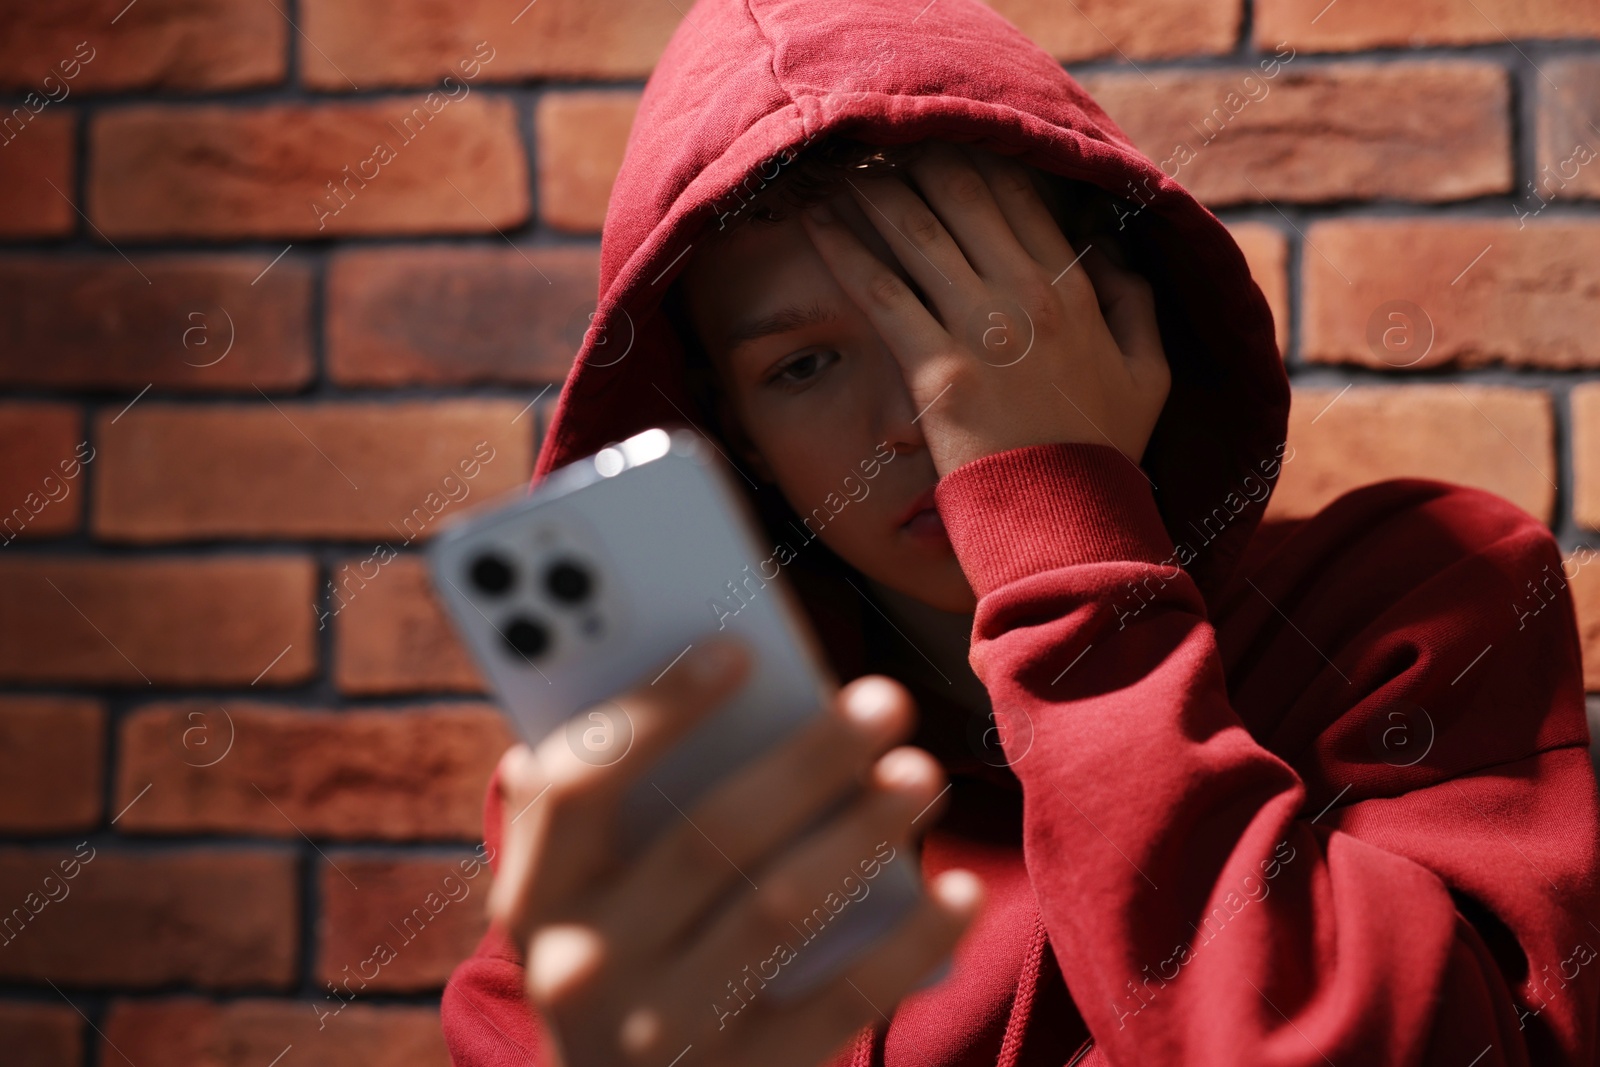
top-left (800, 200), bottom-right (953, 387)
top-left (526, 921), bottom-right (609, 1005)
top-left (486, 742), bottom-right (547, 943)
top-left (905, 142), bottom-right (1037, 285)
top-left (601, 675), bottom-right (928, 959)
top-left (837, 172), bottom-right (989, 324)
top-left (535, 636), bottom-right (751, 801)
top-left (487, 637), bottom-right (752, 940)
top-left (627, 745), bottom-right (950, 1056)
top-left (720, 869), bottom-right (984, 1067)
top-left (600, 675), bottom-right (919, 958)
top-left (962, 148), bottom-right (1098, 309)
top-left (1078, 245), bottom-right (1169, 382)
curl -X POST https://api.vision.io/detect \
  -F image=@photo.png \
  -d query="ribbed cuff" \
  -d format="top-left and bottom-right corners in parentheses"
top-left (933, 442), bottom-right (1174, 598)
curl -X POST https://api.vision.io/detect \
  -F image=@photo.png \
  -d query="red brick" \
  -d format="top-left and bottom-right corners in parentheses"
top-left (1224, 221), bottom-right (1289, 359)
top-left (1575, 383), bottom-right (1600, 531)
top-left (334, 555), bottom-right (486, 696)
top-left (992, 0), bottom-right (1238, 60)
top-left (0, 557), bottom-right (316, 686)
top-left (89, 98), bottom-right (528, 240)
top-left (1535, 57), bottom-right (1600, 202)
top-left (1267, 385), bottom-right (1556, 524)
top-left (327, 246), bottom-right (598, 386)
top-left (0, 848), bottom-right (297, 989)
top-left (1570, 551), bottom-right (1600, 692)
top-left (94, 401), bottom-right (533, 542)
top-left (0, 3), bottom-right (286, 92)
top-left (1302, 220), bottom-right (1600, 372)
top-left (0, 111), bottom-right (74, 238)
top-left (0, 256), bottom-right (313, 390)
top-left (1255, 0), bottom-right (1600, 53)
top-left (0, 697), bottom-right (104, 835)
top-left (536, 92), bottom-right (639, 233)
top-left (105, 999), bottom-right (449, 1067)
top-left (116, 703), bottom-right (514, 841)
top-left (0, 1002), bottom-right (80, 1067)
top-left (297, 0), bottom-right (1234, 83)
top-left (299, 0), bottom-right (679, 86)
top-left (0, 404), bottom-right (84, 543)
top-left (1077, 61), bottom-right (1510, 206)
top-left (317, 852), bottom-right (492, 991)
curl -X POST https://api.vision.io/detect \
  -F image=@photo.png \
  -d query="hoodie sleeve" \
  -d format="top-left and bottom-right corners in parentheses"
top-left (441, 923), bottom-right (548, 1067)
top-left (933, 441), bottom-right (1600, 1067)
top-left (441, 766), bottom-right (552, 1067)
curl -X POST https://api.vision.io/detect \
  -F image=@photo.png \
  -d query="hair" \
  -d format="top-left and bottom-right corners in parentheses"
top-left (694, 135), bottom-right (1136, 243)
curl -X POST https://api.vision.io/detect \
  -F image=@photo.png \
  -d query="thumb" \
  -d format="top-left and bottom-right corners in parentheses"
top-left (1078, 244), bottom-right (1165, 373)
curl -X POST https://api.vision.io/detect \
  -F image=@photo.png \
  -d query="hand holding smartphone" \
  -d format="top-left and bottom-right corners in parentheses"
top-left (428, 428), bottom-right (978, 1039)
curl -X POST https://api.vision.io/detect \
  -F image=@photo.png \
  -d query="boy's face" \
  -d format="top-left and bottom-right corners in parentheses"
top-left (681, 181), bottom-right (980, 614)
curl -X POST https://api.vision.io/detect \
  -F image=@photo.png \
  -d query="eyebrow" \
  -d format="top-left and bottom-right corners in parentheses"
top-left (722, 298), bottom-right (838, 353)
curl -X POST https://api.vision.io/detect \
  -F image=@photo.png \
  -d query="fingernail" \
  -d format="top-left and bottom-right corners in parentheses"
top-left (879, 747), bottom-right (929, 789)
top-left (844, 677), bottom-right (901, 733)
top-left (805, 201), bottom-right (834, 225)
top-left (688, 640), bottom-right (739, 685)
top-left (936, 868), bottom-right (983, 909)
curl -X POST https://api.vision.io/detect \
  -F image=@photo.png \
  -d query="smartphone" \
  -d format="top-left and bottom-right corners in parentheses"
top-left (427, 426), bottom-right (923, 1000)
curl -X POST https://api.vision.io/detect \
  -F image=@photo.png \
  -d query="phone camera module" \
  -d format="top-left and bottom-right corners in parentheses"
top-left (469, 554), bottom-right (515, 596)
top-left (545, 559), bottom-right (594, 604)
top-left (502, 616), bottom-right (551, 660)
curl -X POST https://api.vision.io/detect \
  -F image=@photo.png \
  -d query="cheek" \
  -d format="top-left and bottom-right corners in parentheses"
top-left (755, 415), bottom-right (976, 611)
top-left (743, 388), bottom-right (887, 535)
top-left (761, 423), bottom-right (870, 523)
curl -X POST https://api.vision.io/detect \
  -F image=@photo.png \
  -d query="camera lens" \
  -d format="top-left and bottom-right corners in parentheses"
top-left (502, 616), bottom-right (551, 660)
top-left (469, 553), bottom-right (514, 596)
top-left (545, 559), bottom-right (593, 604)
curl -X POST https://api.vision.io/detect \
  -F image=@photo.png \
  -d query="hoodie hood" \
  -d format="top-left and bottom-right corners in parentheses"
top-left (533, 0), bottom-right (1289, 613)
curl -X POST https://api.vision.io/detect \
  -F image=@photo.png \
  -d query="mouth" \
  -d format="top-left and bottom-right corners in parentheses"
top-left (894, 485), bottom-right (940, 530)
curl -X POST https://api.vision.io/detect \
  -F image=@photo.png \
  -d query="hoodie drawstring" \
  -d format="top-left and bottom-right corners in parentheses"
top-left (849, 1024), bottom-right (875, 1067)
top-left (996, 911), bottom-right (1049, 1067)
top-left (848, 910), bottom-right (1049, 1067)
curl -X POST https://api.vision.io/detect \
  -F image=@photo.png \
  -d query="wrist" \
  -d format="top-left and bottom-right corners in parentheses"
top-left (932, 442), bottom-right (1174, 598)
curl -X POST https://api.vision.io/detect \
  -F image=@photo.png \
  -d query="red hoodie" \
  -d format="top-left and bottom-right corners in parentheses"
top-left (440, 0), bottom-right (1600, 1063)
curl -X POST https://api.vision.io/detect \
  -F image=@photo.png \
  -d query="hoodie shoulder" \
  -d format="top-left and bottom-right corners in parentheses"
top-left (1218, 477), bottom-right (1589, 789)
top-left (1242, 476), bottom-right (1565, 598)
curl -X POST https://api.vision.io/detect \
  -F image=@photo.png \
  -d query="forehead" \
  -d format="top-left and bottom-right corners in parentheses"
top-left (680, 213), bottom-right (833, 352)
top-left (688, 212), bottom-right (816, 293)
top-left (681, 197), bottom-right (907, 355)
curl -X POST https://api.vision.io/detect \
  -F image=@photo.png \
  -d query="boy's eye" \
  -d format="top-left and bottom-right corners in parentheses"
top-left (766, 348), bottom-right (840, 389)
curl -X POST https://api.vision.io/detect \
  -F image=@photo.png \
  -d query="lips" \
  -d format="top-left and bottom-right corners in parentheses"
top-left (895, 485), bottom-right (939, 528)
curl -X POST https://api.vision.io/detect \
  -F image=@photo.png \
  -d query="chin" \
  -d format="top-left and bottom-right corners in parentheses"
top-left (824, 526), bottom-right (979, 613)
top-left (925, 580), bottom-right (979, 614)
top-left (912, 543), bottom-right (978, 612)
top-left (892, 559), bottom-right (978, 614)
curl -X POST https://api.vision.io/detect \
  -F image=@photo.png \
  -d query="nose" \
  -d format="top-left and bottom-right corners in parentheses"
top-left (871, 343), bottom-right (929, 459)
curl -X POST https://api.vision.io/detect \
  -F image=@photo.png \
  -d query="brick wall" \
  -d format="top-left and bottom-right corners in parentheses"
top-left (0, 1), bottom-right (1597, 1064)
